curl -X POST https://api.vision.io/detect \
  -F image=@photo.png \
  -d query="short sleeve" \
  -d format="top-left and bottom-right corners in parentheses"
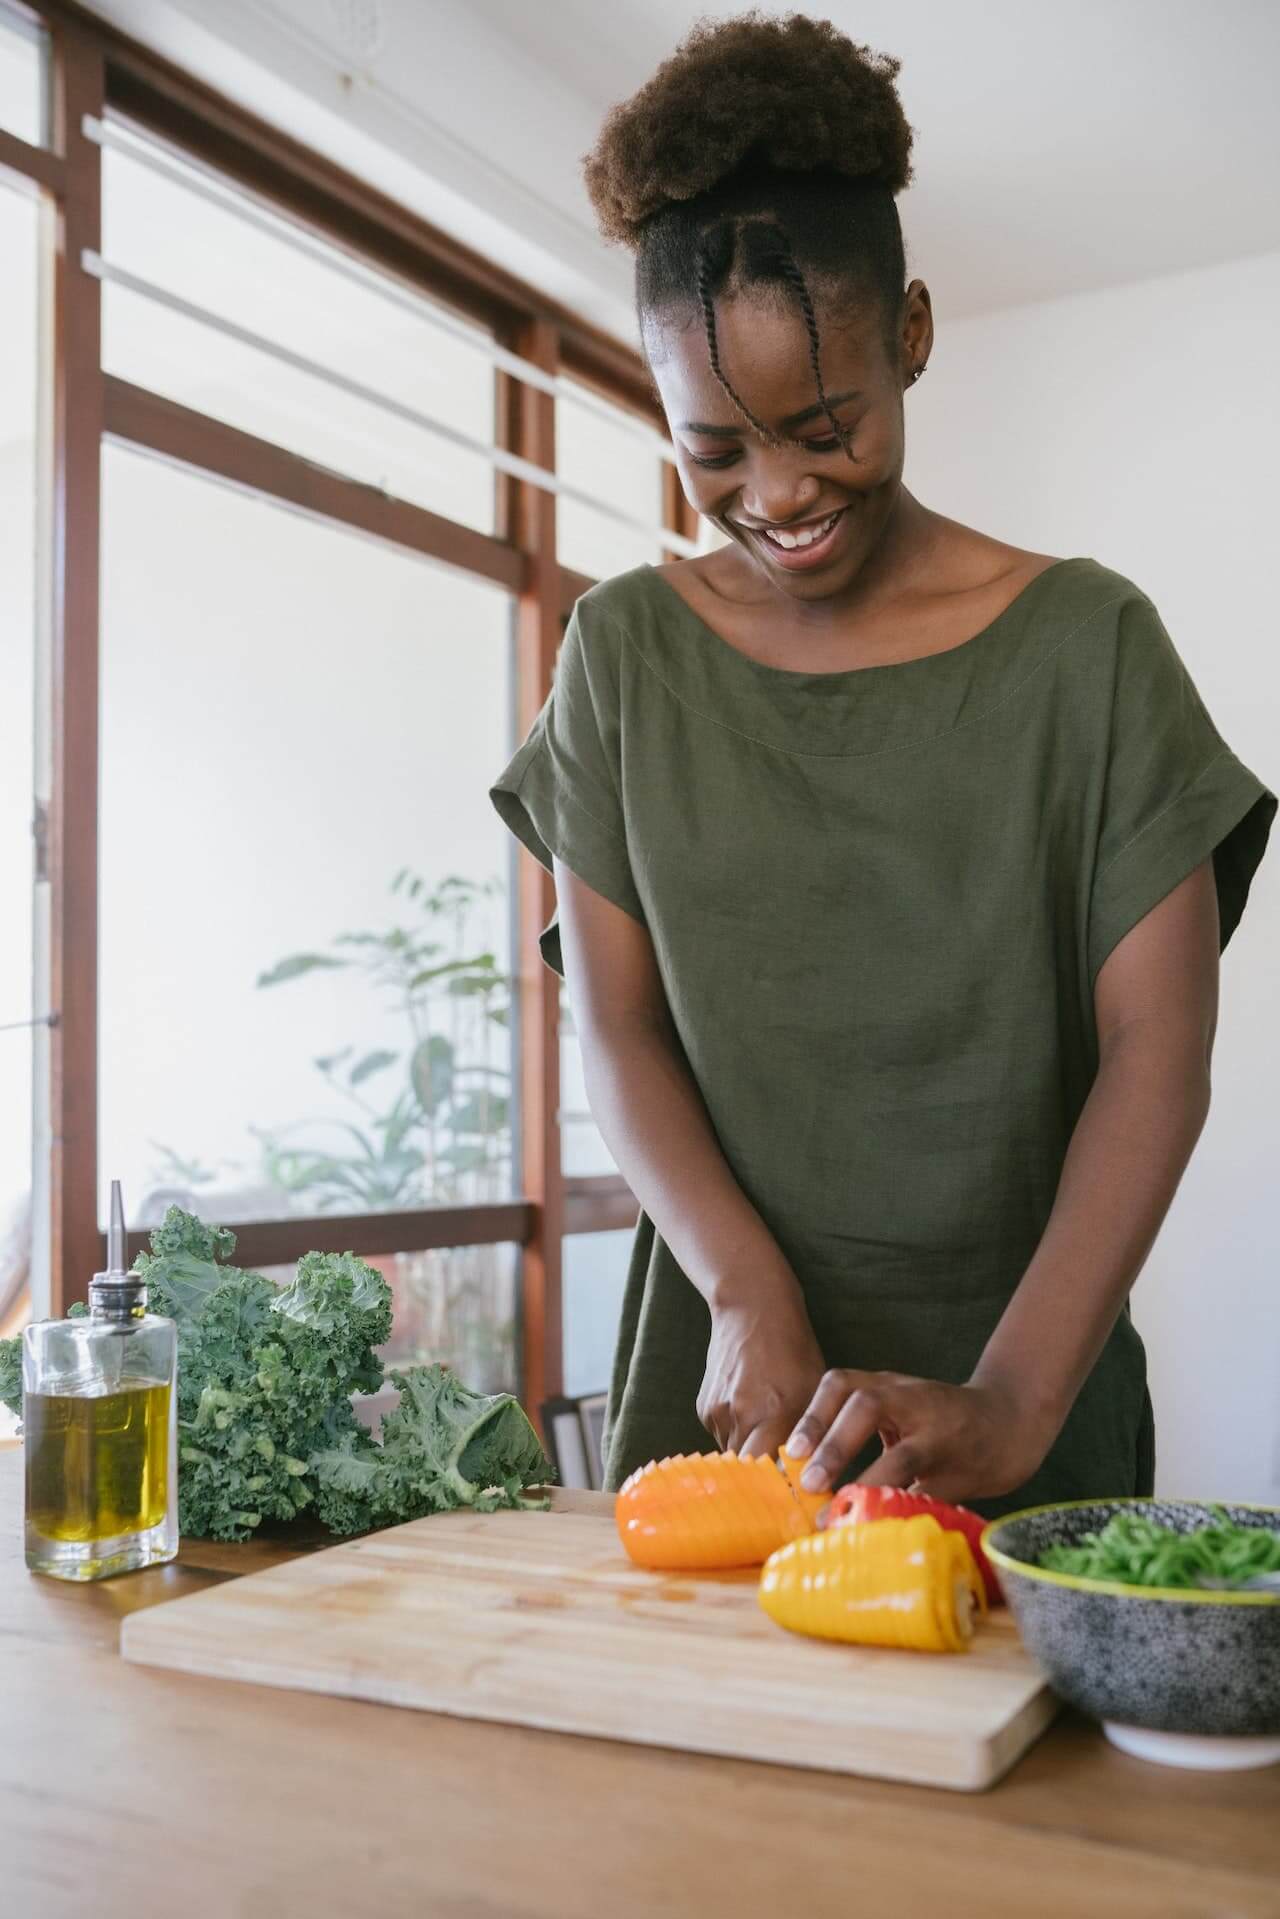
top-left (490, 597), bottom-right (646, 976)
top-left (1087, 593), bottom-right (1276, 986)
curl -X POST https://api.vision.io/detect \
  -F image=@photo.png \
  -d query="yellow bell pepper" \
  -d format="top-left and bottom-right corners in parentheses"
top-left (759, 1513), bottom-right (987, 1652)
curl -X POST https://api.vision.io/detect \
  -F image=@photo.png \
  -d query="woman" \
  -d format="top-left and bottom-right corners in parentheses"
top-left (491, 15), bottom-right (1275, 1513)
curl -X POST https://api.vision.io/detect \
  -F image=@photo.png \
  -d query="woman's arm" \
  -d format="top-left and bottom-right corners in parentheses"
top-left (554, 857), bottom-right (825, 1454)
top-left (786, 860), bottom-right (1220, 1500)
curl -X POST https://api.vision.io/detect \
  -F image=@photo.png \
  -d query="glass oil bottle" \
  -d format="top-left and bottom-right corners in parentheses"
top-left (23, 1182), bottom-right (178, 1580)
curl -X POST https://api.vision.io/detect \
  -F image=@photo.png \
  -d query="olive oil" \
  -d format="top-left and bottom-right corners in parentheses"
top-left (25, 1381), bottom-right (171, 1542)
top-left (23, 1180), bottom-right (178, 1579)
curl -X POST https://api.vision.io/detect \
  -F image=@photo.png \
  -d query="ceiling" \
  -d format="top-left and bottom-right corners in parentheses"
top-left (82, 0), bottom-right (1280, 350)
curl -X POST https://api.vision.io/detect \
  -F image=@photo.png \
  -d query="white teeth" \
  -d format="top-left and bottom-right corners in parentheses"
top-left (764, 513), bottom-right (839, 550)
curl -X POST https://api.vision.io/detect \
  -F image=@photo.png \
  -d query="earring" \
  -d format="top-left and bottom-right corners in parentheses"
top-left (911, 363), bottom-right (928, 384)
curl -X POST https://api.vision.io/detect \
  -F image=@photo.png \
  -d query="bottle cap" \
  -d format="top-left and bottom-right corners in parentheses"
top-left (89, 1181), bottom-right (147, 1320)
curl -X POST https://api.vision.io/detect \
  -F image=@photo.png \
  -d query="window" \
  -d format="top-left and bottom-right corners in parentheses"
top-left (374, 1242), bottom-right (519, 1395)
top-left (562, 1229), bottom-right (632, 1398)
top-left (100, 123), bottom-right (497, 533)
top-left (553, 381), bottom-right (677, 1396)
top-left (5, 3), bottom-right (674, 1421)
top-left (0, 178), bottom-right (42, 1393)
top-left (0, 2), bottom-right (46, 147)
top-left (99, 447), bottom-right (516, 1229)
top-left (556, 375), bottom-right (669, 578)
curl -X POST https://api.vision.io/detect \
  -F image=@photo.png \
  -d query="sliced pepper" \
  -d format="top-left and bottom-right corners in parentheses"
top-left (759, 1513), bottom-right (987, 1653)
top-left (616, 1450), bottom-right (825, 1570)
top-left (824, 1483), bottom-right (1003, 1605)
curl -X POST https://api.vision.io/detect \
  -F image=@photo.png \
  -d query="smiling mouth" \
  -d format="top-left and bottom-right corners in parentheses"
top-left (738, 507), bottom-right (848, 564)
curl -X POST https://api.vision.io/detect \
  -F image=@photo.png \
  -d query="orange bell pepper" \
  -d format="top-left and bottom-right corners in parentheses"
top-left (616, 1449), bottom-right (826, 1570)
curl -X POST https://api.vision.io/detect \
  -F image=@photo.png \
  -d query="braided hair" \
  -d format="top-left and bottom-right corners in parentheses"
top-left (582, 12), bottom-right (915, 450)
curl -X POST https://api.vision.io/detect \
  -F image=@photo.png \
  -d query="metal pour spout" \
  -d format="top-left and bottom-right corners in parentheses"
top-left (90, 1179), bottom-right (145, 1320)
top-left (106, 1179), bottom-right (128, 1277)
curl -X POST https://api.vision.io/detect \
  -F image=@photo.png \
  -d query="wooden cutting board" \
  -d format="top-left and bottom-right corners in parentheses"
top-left (120, 1498), bottom-right (1057, 1790)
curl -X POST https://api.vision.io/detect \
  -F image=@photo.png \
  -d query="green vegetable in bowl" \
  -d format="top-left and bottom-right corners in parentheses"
top-left (1040, 1510), bottom-right (1280, 1589)
top-left (0, 1207), bottom-right (550, 1541)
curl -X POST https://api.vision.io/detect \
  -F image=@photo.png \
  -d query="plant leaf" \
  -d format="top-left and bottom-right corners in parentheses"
top-left (257, 954), bottom-right (348, 988)
top-left (447, 971), bottom-right (504, 999)
top-left (315, 1048), bottom-right (354, 1074)
top-left (449, 1093), bottom-right (509, 1135)
top-left (411, 1035), bottom-right (454, 1116)
top-left (349, 1049), bottom-right (398, 1087)
top-left (407, 958), bottom-right (479, 990)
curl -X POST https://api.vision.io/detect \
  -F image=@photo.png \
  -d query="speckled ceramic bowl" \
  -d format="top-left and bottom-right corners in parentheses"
top-left (983, 1499), bottom-right (1280, 1770)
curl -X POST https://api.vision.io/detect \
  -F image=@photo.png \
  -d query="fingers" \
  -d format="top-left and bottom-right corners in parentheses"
top-left (787, 1370), bottom-right (893, 1493)
top-left (787, 1370), bottom-right (865, 1457)
top-left (739, 1417), bottom-right (794, 1460)
top-left (856, 1437), bottom-right (929, 1490)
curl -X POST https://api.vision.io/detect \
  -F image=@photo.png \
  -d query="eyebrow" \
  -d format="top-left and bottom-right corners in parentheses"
top-left (678, 388), bottom-right (863, 437)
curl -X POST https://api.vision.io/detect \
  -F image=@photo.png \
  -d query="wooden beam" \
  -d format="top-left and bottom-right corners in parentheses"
top-left (558, 565), bottom-right (595, 620)
top-left (512, 317), bottom-right (564, 1415)
top-left (558, 332), bottom-right (662, 430)
top-left (103, 378), bottom-right (526, 593)
top-left (0, 124), bottom-right (65, 196)
top-left (98, 1203), bottom-right (535, 1276)
top-left (663, 457), bottom-right (701, 560)
top-left (46, 20), bottom-right (102, 1313)
top-left (563, 1176), bottom-right (639, 1237)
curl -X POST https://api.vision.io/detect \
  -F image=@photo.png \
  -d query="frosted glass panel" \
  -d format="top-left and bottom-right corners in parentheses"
top-left (102, 126), bottom-right (495, 533)
top-left (563, 1229), bottom-right (633, 1398)
top-left (0, 5), bottom-right (45, 147)
top-left (557, 377), bottom-right (665, 581)
top-left (0, 181), bottom-right (40, 1378)
top-left (99, 446), bottom-right (515, 1227)
top-left (376, 1242), bottom-right (518, 1397)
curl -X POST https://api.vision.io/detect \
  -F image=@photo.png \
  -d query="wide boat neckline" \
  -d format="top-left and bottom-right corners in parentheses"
top-left (639, 555), bottom-right (1090, 684)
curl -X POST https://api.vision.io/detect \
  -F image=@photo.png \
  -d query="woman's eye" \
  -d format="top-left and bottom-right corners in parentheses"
top-left (686, 432), bottom-right (850, 469)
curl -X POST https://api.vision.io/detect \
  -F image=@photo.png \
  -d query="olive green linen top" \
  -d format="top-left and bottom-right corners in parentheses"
top-left (490, 557), bottom-right (1276, 1511)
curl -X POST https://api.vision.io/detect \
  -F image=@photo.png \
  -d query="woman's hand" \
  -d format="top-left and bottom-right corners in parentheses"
top-left (698, 1287), bottom-right (827, 1458)
top-left (785, 1369), bottom-right (1060, 1505)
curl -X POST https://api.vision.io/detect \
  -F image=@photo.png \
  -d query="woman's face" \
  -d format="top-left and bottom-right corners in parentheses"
top-left (646, 283), bottom-right (929, 603)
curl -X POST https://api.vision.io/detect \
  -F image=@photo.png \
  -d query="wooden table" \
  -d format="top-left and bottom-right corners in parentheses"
top-left (3, 1447), bottom-right (1277, 1919)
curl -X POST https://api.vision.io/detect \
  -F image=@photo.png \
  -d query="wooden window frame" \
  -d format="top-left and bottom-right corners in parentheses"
top-left (12, 0), bottom-right (696, 1411)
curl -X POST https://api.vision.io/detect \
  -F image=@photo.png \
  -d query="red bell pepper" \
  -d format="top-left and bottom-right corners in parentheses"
top-left (824, 1484), bottom-right (1003, 1605)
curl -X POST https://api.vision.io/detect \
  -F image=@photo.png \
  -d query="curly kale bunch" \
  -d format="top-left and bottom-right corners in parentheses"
top-left (312, 1362), bottom-right (550, 1535)
top-left (134, 1215), bottom-right (396, 1539)
top-left (2, 1208), bottom-right (549, 1542)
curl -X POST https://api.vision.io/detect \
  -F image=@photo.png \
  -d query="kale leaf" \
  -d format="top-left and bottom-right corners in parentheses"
top-left (0, 1336), bottom-right (19, 1421)
top-left (312, 1362), bottom-right (550, 1534)
top-left (3, 1208), bottom-right (550, 1543)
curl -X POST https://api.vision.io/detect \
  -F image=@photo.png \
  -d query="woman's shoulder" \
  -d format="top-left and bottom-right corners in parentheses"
top-left (937, 529), bottom-right (1155, 626)
top-left (948, 534), bottom-right (1163, 665)
top-left (553, 567), bottom-right (664, 715)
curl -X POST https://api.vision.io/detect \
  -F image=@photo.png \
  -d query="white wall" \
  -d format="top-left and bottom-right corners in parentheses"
top-left (906, 248), bottom-right (1280, 1503)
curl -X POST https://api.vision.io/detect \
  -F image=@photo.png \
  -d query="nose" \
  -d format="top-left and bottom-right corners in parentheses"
top-left (739, 459), bottom-right (823, 527)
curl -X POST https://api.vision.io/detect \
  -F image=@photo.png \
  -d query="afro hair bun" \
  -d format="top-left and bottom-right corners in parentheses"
top-left (582, 10), bottom-right (915, 250)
